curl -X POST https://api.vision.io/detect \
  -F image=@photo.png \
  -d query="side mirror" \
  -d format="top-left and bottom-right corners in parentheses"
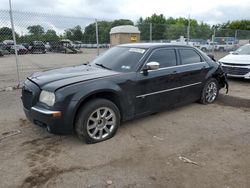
top-left (229, 51), bottom-right (234, 54)
top-left (144, 62), bottom-right (160, 71)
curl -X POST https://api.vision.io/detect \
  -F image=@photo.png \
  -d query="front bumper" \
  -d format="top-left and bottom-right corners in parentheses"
top-left (24, 106), bottom-right (68, 134)
top-left (221, 64), bottom-right (250, 79)
top-left (21, 79), bottom-right (74, 134)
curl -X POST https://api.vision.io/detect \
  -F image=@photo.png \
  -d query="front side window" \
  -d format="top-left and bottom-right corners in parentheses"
top-left (90, 46), bottom-right (146, 72)
top-left (147, 49), bottom-right (177, 68)
top-left (179, 49), bottom-right (202, 65)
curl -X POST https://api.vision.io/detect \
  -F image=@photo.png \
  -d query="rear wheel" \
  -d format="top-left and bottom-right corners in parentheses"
top-left (200, 78), bottom-right (219, 104)
top-left (75, 99), bottom-right (120, 144)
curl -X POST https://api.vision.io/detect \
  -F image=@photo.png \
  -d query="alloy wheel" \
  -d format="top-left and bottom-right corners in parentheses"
top-left (205, 82), bottom-right (218, 103)
top-left (87, 107), bottom-right (116, 140)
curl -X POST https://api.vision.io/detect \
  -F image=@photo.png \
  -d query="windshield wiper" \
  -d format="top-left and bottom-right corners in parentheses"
top-left (95, 63), bottom-right (112, 70)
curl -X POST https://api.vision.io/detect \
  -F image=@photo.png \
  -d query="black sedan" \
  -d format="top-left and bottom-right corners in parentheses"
top-left (21, 43), bottom-right (228, 143)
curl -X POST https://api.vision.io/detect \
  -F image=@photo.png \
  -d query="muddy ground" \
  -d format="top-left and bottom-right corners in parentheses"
top-left (0, 50), bottom-right (249, 188)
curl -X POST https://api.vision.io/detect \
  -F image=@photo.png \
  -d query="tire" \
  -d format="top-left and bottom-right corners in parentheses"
top-left (200, 78), bottom-right (219, 104)
top-left (75, 98), bottom-right (120, 144)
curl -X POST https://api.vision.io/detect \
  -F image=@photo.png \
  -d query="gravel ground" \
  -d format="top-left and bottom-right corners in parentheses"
top-left (0, 50), bottom-right (249, 188)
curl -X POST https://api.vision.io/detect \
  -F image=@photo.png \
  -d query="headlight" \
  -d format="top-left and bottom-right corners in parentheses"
top-left (39, 90), bottom-right (55, 106)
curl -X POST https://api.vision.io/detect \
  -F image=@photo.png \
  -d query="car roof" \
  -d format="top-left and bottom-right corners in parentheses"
top-left (118, 43), bottom-right (194, 49)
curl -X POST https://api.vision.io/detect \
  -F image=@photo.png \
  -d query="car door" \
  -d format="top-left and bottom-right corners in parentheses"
top-left (177, 48), bottom-right (211, 103)
top-left (135, 48), bottom-right (182, 115)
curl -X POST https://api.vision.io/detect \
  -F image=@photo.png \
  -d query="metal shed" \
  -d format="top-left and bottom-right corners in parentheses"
top-left (110, 25), bottom-right (140, 46)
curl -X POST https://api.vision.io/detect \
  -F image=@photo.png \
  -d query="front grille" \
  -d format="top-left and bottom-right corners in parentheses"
top-left (222, 62), bottom-right (250, 66)
top-left (22, 88), bottom-right (33, 109)
top-left (222, 66), bottom-right (250, 76)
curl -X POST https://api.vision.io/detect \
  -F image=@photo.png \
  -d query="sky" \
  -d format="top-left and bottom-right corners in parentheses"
top-left (1, 0), bottom-right (250, 34)
top-left (1, 0), bottom-right (250, 23)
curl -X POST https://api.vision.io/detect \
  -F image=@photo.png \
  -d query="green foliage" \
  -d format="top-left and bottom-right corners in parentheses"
top-left (64, 25), bottom-right (83, 41)
top-left (27, 25), bottom-right (44, 35)
top-left (137, 14), bottom-right (213, 40)
top-left (0, 27), bottom-right (19, 41)
top-left (44, 29), bottom-right (60, 42)
top-left (1, 16), bottom-right (250, 44)
top-left (213, 20), bottom-right (250, 39)
top-left (82, 19), bottom-right (134, 43)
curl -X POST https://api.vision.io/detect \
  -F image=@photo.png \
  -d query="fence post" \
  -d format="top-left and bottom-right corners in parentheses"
top-left (234, 30), bottom-right (238, 44)
top-left (212, 27), bottom-right (216, 54)
top-left (9, 0), bottom-right (21, 87)
top-left (149, 23), bottom-right (152, 42)
top-left (95, 19), bottom-right (99, 56)
top-left (187, 15), bottom-right (190, 45)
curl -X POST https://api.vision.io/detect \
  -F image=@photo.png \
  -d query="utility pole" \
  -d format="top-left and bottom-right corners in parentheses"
top-left (234, 30), bottom-right (238, 44)
top-left (9, 0), bottom-right (20, 87)
top-left (149, 23), bottom-right (152, 42)
top-left (212, 27), bottom-right (216, 54)
top-left (95, 19), bottom-right (99, 56)
top-left (187, 14), bottom-right (190, 45)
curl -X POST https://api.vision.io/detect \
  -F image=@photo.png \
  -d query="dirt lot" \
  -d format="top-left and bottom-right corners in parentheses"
top-left (0, 50), bottom-right (249, 188)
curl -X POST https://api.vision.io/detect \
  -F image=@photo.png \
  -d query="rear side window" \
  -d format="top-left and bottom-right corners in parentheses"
top-left (179, 49), bottom-right (202, 65)
top-left (147, 49), bottom-right (177, 68)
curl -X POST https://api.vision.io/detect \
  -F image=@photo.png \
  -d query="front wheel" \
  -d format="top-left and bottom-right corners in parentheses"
top-left (75, 99), bottom-right (120, 144)
top-left (200, 78), bottom-right (219, 104)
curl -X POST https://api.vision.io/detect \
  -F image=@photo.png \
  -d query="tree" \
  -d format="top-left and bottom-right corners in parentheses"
top-left (44, 29), bottom-right (59, 42)
top-left (0, 27), bottom-right (19, 41)
top-left (27, 25), bottom-right (44, 35)
top-left (111, 19), bottom-right (133, 28)
top-left (143, 14), bottom-right (167, 40)
top-left (82, 23), bottom-right (95, 43)
top-left (64, 25), bottom-right (83, 41)
top-left (82, 19), bottom-right (133, 44)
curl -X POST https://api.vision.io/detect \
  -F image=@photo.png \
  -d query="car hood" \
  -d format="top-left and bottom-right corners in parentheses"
top-left (219, 54), bottom-right (250, 64)
top-left (28, 65), bottom-right (119, 91)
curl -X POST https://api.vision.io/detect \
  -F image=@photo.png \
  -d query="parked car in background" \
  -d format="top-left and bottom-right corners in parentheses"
top-left (10, 45), bottom-right (28, 54)
top-left (21, 43), bottom-right (29, 50)
top-left (28, 41), bottom-right (46, 54)
top-left (0, 43), bottom-right (11, 55)
top-left (3, 40), bottom-right (14, 52)
top-left (0, 49), bottom-right (3, 56)
top-left (22, 43), bottom-right (228, 144)
top-left (219, 44), bottom-right (250, 79)
top-left (215, 42), bottom-right (236, 52)
top-left (45, 42), bottom-right (51, 52)
top-left (73, 41), bottom-right (82, 49)
top-left (196, 42), bottom-right (217, 52)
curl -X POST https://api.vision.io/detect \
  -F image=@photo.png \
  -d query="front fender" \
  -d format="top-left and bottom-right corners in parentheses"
top-left (213, 63), bottom-right (229, 93)
top-left (56, 80), bottom-right (125, 130)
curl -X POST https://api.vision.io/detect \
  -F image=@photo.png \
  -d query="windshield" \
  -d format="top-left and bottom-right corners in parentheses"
top-left (235, 45), bottom-right (250, 55)
top-left (90, 46), bottom-right (146, 72)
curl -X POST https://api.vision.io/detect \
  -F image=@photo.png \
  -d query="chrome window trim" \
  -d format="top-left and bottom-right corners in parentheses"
top-left (136, 82), bottom-right (202, 98)
top-left (140, 62), bottom-right (207, 73)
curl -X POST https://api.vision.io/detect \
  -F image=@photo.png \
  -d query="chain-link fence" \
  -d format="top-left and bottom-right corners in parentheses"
top-left (138, 23), bottom-right (250, 50)
top-left (1, 8), bottom-right (250, 88)
top-left (0, 9), bottom-right (105, 88)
